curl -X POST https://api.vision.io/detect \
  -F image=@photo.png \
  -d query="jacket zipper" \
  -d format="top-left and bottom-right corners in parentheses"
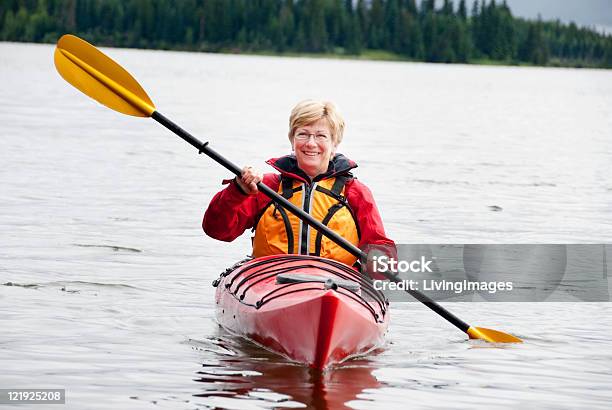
top-left (299, 182), bottom-right (316, 255)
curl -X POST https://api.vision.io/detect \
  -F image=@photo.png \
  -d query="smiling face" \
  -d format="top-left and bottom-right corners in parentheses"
top-left (292, 118), bottom-right (337, 179)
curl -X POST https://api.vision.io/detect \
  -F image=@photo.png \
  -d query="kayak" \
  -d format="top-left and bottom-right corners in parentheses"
top-left (213, 254), bottom-right (389, 369)
top-left (214, 254), bottom-right (389, 369)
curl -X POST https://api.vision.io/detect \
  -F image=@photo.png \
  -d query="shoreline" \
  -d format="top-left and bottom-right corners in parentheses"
top-left (3, 39), bottom-right (610, 71)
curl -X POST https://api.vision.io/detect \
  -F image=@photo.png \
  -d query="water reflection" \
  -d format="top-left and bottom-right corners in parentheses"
top-left (189, 329), bottom-right (383, 409)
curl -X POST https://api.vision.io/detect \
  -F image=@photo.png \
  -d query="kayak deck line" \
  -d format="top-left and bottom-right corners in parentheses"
top-left (214, 254), bottom-right (388, 322)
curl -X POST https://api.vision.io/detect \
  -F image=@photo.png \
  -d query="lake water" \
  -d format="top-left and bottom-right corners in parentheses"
top-left (1, 42), bottom-right (612, 409)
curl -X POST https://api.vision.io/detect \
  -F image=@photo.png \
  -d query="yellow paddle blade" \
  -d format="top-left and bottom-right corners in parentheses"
top-left (467, 327), bottom-right (523, 343)
top-left (54, 34), bottom-right (155, 117)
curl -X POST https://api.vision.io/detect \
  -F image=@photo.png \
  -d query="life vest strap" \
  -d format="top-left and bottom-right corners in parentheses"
top-left (314, 175), bottom-right (349, 204)
top-left (281, 177), bottom-right (295, 199)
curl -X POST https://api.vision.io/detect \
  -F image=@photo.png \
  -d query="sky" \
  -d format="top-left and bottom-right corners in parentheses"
top-left (459, 0), bottom-right (612, 34)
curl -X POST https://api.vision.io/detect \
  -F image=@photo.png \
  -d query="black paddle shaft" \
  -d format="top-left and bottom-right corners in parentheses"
top-left (151, 110), bottom-right (471, 334)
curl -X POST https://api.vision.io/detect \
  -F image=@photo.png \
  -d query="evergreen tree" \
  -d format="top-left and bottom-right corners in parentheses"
top-left (442, 0), bottom-right (453, 16)
top-left (385, 0), bottom-right (401, 51)
top-left (369, 0), bottom-right (384, 49)
top-left (458, 0), bottom-right (466, 20)
top-left (404, 0), bottom-right (417, 15)
top-left (306, 0), bottom-right (327, 51)
top-left (279, 0), bottom-right (295, 51)
top-left (356, 0), bottom-right (368, 49)
top-left (397, 7), bottom-right (423, 58)
top-left (520, 17), bottom-right (549, 65)
top-left (421, 4), bottom-right (437, 61)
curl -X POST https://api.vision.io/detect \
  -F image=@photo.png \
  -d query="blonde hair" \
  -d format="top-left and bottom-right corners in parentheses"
top-left (288, 100), bottom-right (345, 145)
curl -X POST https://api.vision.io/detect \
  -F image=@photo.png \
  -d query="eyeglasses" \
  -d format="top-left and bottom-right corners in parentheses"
top-left (294, 132), bottom-right (330, 142)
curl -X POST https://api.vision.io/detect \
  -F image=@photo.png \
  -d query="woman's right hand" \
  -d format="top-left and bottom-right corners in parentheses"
top-left (236, 166), bottom-right (263, 195)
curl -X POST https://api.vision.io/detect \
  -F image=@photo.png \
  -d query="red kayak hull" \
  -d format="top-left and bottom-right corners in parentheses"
top-left (214, 255), bottom-right (389, 369)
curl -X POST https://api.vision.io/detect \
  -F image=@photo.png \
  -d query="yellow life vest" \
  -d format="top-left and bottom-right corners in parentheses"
top-left (252, 176), bottom-right (360, 266)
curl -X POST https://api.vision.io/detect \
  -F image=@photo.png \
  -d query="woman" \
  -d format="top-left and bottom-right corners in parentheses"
top-left (203, 100), bottom-right (394, 267)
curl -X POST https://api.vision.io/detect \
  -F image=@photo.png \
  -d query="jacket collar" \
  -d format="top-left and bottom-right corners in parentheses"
top-left (266, 154), bottom-right (357, 183)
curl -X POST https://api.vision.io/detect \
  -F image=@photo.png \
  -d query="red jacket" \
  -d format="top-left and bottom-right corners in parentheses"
top-left (202, 154), bottom-right (395, 253)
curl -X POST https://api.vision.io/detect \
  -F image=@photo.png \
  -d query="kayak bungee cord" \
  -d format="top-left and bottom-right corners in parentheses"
top-left (222, 255), bottom-right (389, 311)
top-left (226, 254), bottom-right (387, 309)
top-left (217, 255), bottom-right (387, 322)
top-left (53, 34), bottom-right (522, 344)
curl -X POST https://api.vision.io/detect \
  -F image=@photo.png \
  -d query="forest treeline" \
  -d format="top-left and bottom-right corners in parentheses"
top-left (2, 0), bottom-right (611, 68)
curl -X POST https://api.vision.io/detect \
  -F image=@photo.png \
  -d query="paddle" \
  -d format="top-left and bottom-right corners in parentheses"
top-left (54, 34), bottom-right (522, 344)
